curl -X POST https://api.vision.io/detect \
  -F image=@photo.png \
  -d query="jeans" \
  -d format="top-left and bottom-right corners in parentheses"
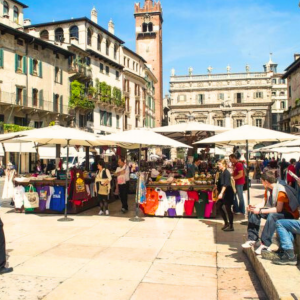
top-left (248, 212), bottom-right (294, 247)
top-left (0, 218), bottom-right (6, 269)
top-left (233, 184), bottom-right (245, 214)
top-left (276, 219), bottom-right (300, 251)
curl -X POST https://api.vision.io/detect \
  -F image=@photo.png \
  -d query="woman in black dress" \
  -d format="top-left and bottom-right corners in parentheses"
top-left (216, 159), bottom-right (235, 231)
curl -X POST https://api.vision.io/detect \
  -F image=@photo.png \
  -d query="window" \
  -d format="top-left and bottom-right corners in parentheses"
top-left (40, 30), bottom-right (49, 40)
top-left (116, 70), bottom-right (120, 80)
top-left (107, 113), bottom-right (112, 127)
top-left (255, 119), bottom-right (262, 127)
top-left (17, 39), bottom-right (23, 46)
top-left (218, 93), bottom-right (224, 101)
top-left (97, 34), bottom-right (102, 51)
top-left (123, 57), bottom-right (126, 66)
top-left (114, 44), bottom-right (118, 60)
top-left (123, 80), bottom-right (129, 92)
top-left (280, 91), bottom-right (285, 96)
top-left (105, 66), bottom-right (109, 75)
top-left (87, 112), bottom-right (94, 122)
top-left (34, 121), bottom-right (43, 129)
top-left (87, 28), bottom-right (92, 46)
top-left (236, 92), bottom-right (243, 103)
top-left (33, 59), bottom-right (38, 74)
top-left (55, 67), bottom-right (63, 84)
top-left (13, 6), bottom-right (19, 23)
top-left (198, 94), bottom-right (205, 104)
top-left (289, 86), bottom-right (292, 98)
top-left (53, 94), bottom-right (59, 112)
top-left (272, 79), bottom-right (277, 84)
top-left (136, 118), bottom-right (139, 128)
top-left (106, 40), bottom-right (110, 56)
top-left (148, 22), bottom-right (153, 32)
top-left (0, 115), bottom-right (4, 122)
top-left (3, 1), bottom-right (9, 15)
top-left (32, 89), bottom-right (38, 106)
top-left (133, 61), bottom-right (135, 70)
top-left (127, 58), bottom-right (130, 68)
top-left (55, 28), bottom-right (64, 42)
top-left (136, 63), bottom-right (139, 72)
top-left (16, 88), bottom-right (23, 105)
top-left (14, 117), bottom-right (27, 126)
top-left (217, 120), bottom-right (223, 127)
top-left (142, 23), bottom-right (147, 33)
top-left (70, 26), bottom-right (79, 40)
top-left (16, 54), bottom-right (23, 71)
top-left (79, 114), bottom-right (86, 128)
top-left (254, 92), bottom-right (263, 99)
top-left (135, 84), bottom-right (140, 96)
top-left (272, 91), bottom-right (276, 96)
top-left (116, 115), bottom-right (120, 128)
top-left (86, 57), bottom-right (91, 66)
top-left (281, 101), bottom-right (286, 109)
top-left (100, 63), bottom-right (104, 73)
top-left (236, 119), bottom-right (243, 127)
top-left (55, 67), bottom-right (59, 82)
top-left (280, 79), bottom-right (286, 84)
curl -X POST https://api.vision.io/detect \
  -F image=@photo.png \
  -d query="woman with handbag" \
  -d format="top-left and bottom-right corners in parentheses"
top-left (95, 161), bottom-right (112, 216)
top-left (216, 159), bottom-right (235, 232)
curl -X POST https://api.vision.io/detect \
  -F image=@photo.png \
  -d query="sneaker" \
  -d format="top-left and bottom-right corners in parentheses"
top-left (261, 249), bottom-right (282, 261)
top-left (98, 210), bottom-right (104, 215)
top-left (0, 267), bottom-right (13, 275)
top-left (273, 253), bottom-right (297, 266)
top-left (242, 240), bottom-right (259, 249)
top-left (224, 226), bottom-right (234, 232)
top-left (105, 210), bottom-right (109, 216)
top-left (221, 224), bottom-right (230, 230)
top-left (255, 244), bottom-right (269, 255)
top-left (121, 208), bottom-right (126, 213)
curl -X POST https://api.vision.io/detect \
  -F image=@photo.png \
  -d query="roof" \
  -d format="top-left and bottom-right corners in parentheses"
top-left (25, 17), bottom-right (125, 44)
top-left (86, 49), bottom-right (124, 70)
top-left (282, 57), bottom-right (300, 79)
top-left (122, 46), bottom-right (147, 63)
top-left (10, 0), bottom-right (28, 8)
top-left (0, 23), bottom-right (74, 57)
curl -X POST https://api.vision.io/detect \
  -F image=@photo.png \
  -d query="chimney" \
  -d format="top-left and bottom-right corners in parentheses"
top-left (294, 54), bottom-right (300, 61)
top-left (24, 19), bottom-right (31, 26)
top-left (91, 7), bottom-right (98, 24)
top-left (108, 19), bottom-right (115, 35)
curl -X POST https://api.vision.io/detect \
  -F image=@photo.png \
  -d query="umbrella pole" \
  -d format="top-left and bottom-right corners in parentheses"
top-left (130, 144), bottom-right (144, 222)
top-left (241, 139), bottom-right (250, 226)
top-left (58, 140), bottom-right (74, 222)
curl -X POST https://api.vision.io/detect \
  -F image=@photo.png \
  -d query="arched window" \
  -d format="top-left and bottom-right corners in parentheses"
top-left (280, 91), bottom-right (285, 96)
top-left (55, 28), bottom-right (64, 42)
top-left (87, 28), bottom-right (92, 46)
top-left (13, 6), bottom-right (19, 23)
top-left (106, 40), bottom-right (110, 56)
top-left (32, 89), bottom-right (38, 107)
top-left (3, 1), bottom-right (9, 15)
top-left (69, 26), bottom-right (79, 40)
top-left (148, 22), bottom-right (153, 32)
top-left (142, 23), bottom-right (148, 33)
top-left (114, 44), bottom-right (118, 59)
top-left (40, 30), bottom-right (49, 40)
top-left (281, 101), bottom-right (285, 109)
top-left (97, 34), bottom-right (102, 51)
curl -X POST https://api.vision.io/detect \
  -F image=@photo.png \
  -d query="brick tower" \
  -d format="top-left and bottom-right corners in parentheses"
top-left (134, 0), bottom-right (163, 126)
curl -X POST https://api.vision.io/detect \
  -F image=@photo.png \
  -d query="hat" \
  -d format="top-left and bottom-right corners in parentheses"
top-left (7, 162), bottom-right (13, 167)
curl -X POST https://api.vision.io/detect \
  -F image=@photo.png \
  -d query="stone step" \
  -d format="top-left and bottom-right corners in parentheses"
top-left (244, 246), bottom-right (300, 300)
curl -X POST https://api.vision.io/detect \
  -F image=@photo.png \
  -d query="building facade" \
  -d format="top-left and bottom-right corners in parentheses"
top-left (135, 0), bottom-right (163, 127)
top-left (168, 58), bottom-right (287, 130)
top-left (0, 0), bottom-right (73, 129)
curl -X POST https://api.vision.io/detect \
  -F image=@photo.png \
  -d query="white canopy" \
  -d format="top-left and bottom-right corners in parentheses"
top-left (101, 128), bottom-right (192, 148)
top-left (253, 147), bottom-right (300, 154)
top-left (4, 142), bottom-right (37, 153)
top-left (195, 125), bottom-right (298, 146)
top-left (0, 143), bottom-right (4, 156)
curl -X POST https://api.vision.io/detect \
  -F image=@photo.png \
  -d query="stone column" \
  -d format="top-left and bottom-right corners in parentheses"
top-left (223, 111), bottom-right (232, 128)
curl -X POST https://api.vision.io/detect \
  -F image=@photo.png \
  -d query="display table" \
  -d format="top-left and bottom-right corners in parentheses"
top-left (14, 178), bottom-right (99, 215)
top-left (146, 183), bottom-right (214, 191)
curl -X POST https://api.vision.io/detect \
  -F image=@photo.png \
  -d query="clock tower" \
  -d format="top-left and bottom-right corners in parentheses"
top-left (134, 0), bottom-right (163, 126)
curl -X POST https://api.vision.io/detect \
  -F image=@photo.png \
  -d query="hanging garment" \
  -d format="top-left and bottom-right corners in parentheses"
top-left (155, 188), bottom-right (167, 217)
top-left (195, 191), bottom-right (209, 219)
top-left (50, 186), bottom-right (65, 212)
top-left (166, 190), bottom-right (180, 217)
top-left (24, 185), bottom-right (37, 212)
top-left (13, 185), bottom-right (25, 209)
top-left (2, 169), bottom-right (15, 200)
top-left (143, 188), bottom-right (159, 215)
top-left (24, 185), bottom-right (39, 209)
top-left (176, 199), bottom-right (185, 216)
top-left (71, 169), bottom-right (88, 200)
top-left (36, 186), bottom-right (50, 211)
top-left (46, 186), bottom-right (55, 209)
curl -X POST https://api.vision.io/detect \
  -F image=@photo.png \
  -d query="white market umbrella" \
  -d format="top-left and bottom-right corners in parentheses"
top-left (14, 125), bottom-right (115, 222)
top-left (195, 125), bottom-right (298, 214)
top-left (101, 128), bottom-right (191, 222)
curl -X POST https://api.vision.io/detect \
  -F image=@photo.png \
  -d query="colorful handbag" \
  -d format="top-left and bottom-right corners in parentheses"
top-left (24, 185), bottom-right (39, 208)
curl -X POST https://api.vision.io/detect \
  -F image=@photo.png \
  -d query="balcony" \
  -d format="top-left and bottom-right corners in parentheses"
top-left (0, 91), bottom-right (70, 116)
top-left (125, 105), bottom-right (131, 116)
top-left (69, 64), bottom-right (92, 82)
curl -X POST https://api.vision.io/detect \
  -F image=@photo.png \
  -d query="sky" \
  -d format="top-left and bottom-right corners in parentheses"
top-left (23, 0), bottom-right (300, 95)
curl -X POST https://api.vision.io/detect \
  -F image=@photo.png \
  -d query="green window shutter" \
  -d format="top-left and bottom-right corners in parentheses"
top-left (109, 113), bottom-right (112, 126)
top-left (23, 89), bottom-right (27, 106)
top-left (39, 89), bottom-right (44, 108)
top-left (39, 61), bottom-right (43, 78)
top-left (104, 111), bottom-right (107, 126)
top-left (29, 58), bottom-right (33, 75)
top-left (23, 56), bottom-right (27, 74)
top-left (60, 69), bottom-right (63, 84)
top-left (15, 54), bottom-right (18, 72)
top-left (31, 88), bottom-right (34, 106)
top-left (0, 49), bottom-right (3, 68)
top-left (16, 87), bottom-right (19, 104)
top-left (60, 96), bottom-right (63, 113)
top-left (53, 93), bottom-right (56, 112)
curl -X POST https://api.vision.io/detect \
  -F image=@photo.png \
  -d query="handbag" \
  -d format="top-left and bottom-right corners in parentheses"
top-left (98, 183), bottom-right (109, 195)
top-left (230, 177), bottom-right (237, 194)
top-left (24, 185), bottom-right (39, 208)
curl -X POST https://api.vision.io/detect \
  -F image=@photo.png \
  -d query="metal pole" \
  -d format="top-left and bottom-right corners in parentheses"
top-left (18, 143), bottom-right (21, 174)
top-left (130, 144), bottom-right (144, 222)
top-left (58, 140), bottom-right (73, 222)
top-left (241, 140), bottom-right (250, 226)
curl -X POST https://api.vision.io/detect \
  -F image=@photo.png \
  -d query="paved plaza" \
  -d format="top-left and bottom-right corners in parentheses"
top-left (0, 181), bottom-right (267, 300)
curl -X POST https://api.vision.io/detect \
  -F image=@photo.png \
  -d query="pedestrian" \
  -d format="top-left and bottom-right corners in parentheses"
top-left (287, 159), bottom-right (296, 188)
top-left (279, 158), bottom-right (289, 180)
top-left (215, 159), bottom-right (235, 231)
top-left (0, 217), bottom-right (13, 274)
top-left (229, 154), bottom-right (245, 215)
top-left (95, 161), bottom-right (112, 216)
top-left (186, 158), bottom-right (201, 178)
top-left (242, 171), bottom-right (299, 255)
top-left (116, 157), bottom-right (130, 213)
top-left (253, 159), bottom-right (262, 183)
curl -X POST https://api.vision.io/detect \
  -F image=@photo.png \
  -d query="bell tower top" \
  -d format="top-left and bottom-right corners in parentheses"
top-left (135, 0), bottom-right (163, 18)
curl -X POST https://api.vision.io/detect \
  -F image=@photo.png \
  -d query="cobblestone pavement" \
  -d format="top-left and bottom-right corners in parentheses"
top-left (0, 181), bottom-right (267, 300)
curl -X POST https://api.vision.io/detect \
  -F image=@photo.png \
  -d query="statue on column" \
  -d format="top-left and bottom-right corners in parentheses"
top-left (171, 68), bottom-right (175, 76)
top-left (207, 66), bottom-right (213, 74)
top-left (188, 67), bottom-right (193, 76)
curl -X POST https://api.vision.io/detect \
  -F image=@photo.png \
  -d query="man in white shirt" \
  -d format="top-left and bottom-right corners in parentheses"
top-left (0, 217), bottom-right (13, 274)
top-left (116, 157), bottom-right (130, 213)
